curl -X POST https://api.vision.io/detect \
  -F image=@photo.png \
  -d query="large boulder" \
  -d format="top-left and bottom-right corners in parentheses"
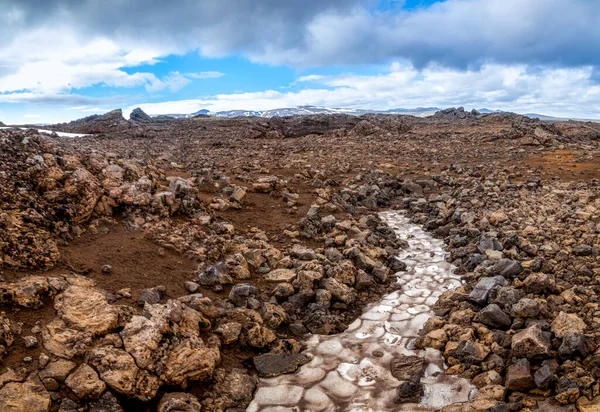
top-left (54, 286), bottom-right (119, 336)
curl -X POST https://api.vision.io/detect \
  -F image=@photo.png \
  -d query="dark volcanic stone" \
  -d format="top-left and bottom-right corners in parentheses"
top-left (138, 288), bottom-right (161, 306)
top-left (228, 283), bottom-right (256, 307)
top-left (573, 244), bottom-right (593, 256)
top-left (253, 353), bottom-right (310, 377)
top-left (130, 107), bottom-right (153, 123)
top-left (395, 380), bottom-right (424, 404)
top-left (468, 276), bottom-right (507, 305)
top-left (89, 392), bottom-right (124, 412)
top-left (476, 304), bottom-right (512, 329)
top-left (534, 364), bottom-right (556, 389)
top-left (491, 259), bottom-right (522, 278)
top-left (559, 332), bottom-right (589, 359)
top-left (505, 359), bottom-right (534, 391)
top-left (198, 262), bottom-right (232, 286)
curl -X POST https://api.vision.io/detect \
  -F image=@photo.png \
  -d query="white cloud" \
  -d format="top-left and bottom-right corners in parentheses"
top-left (23, 114), bottom-right (41, 118)
top-left (130, 62), bottom-right (600, 118)
top-left (186, 71), bottom-right (225, 80)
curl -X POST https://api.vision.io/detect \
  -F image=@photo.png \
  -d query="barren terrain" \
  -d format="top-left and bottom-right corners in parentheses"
top-left (1, 107), bottom-right (600, 411)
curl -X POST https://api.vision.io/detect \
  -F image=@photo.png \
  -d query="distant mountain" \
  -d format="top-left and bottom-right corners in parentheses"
top-left (158, 105), bottom-right (446, 119)
top-left (150, 105), bottom-right (598, 122)
top-left (478, 108), bottom-right (504, 114)
top-left (161, 109), bottom-right (210, 119)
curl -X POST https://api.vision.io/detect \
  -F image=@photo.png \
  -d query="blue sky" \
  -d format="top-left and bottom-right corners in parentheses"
top-left (1, 0), bottom-right (599, 123)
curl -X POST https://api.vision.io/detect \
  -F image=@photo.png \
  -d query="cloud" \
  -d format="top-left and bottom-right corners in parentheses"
top-left (1, 0), bottom-right (600, 122)
top-left (186, 71), bottom-right (225, 80)
top-left (130, 62), bottom-right (600, 118)
top-left (2, 0), bottom-right (600, 70)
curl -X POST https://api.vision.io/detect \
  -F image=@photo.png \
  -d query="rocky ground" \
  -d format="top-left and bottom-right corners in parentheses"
top-left (1, 107), bottom-right (600, 411)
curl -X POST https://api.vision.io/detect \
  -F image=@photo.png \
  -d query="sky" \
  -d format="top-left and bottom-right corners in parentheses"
top-left (1, 0), bottom-right (599, 124)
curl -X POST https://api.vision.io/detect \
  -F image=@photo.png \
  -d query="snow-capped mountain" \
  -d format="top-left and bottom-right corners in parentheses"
top-left (160, 105), bottom-right (445, 119)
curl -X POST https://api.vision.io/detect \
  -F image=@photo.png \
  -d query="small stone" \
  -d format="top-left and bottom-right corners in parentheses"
top-left (511, 324), bottom-right (551, 359)
top-left (89, 391), bottom-right (124, 412)
top-left (390, 355), bottom-right (426, 381)
top-left (505, 359), bottom-right (534, 391)
top-left (534, 364), bottom-right (556, 389)
top-left (38, 353), bottom-right (50, 368)
top-left (158, 393), bottom-right (202, 412)
top-left (395, 379), bottom-right (424, 404)
top-left (491, 259), bottom-right (522, 278)
top-left (184, 281), bottom-right (199, 293)
top-left (23, 335), bottom-right (39, 348)
top-left (65, 364), bottom-right (106, 400)
top-left (263, 269), bottom-right (297, 283)
top-left (559, 332), bottom-right (588, 359)
top-left (215, 322), bottom-right (242, 345)
top-left (551, 311), bottom-right (586, 338)
top-left (468, 276), bottom-right (507, 305)
top-left (116, 288), bottom-right (131, 298)
top-left (573, 244), bottom-right (593, 256)
top-left (137, 288), bottom-right (161, 306)
top-left (475, 304), bottom-right (512, 329)
top-left (101, 265), bottom-right (112, 275)
top-left (41, 377), bottom-right (60, 391)
top-left (228, 283), bottom-right (256, 307)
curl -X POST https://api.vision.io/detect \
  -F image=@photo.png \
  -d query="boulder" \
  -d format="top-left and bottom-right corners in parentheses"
top-left (54, 285), bottom-right (119, 336)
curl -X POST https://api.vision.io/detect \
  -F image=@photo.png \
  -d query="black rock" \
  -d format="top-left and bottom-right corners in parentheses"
top-left (198, 262), bottom-right (232, 286)
top-left (491, 259), bottom-right (522, 278)
top-left (534, 364), bottom-right (556, 389)
top-left (574, 244), bottom-right (593, 256)
top-left (253, 353), bottom-right (310, 377)
top-left (138, 287), bottom-right (161, 306)
top-left (130, 107), bottom-right (154, 123)
top-left (89, 392), bottom-right (125, 412)
top-left (228, 283), bottom-right (256, 308)
top-left (559, 332), bottom-right (589, 359)
top-left (394, 379), bottom-right (424, 404)
top-left (468, 276), bottom-right (507, 305)
top-left (476, 304), bottom-right (512, 329)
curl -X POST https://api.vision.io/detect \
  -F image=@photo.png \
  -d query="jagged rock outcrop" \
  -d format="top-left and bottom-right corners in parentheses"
top-left (130, 108), bottom-right (154, 123)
